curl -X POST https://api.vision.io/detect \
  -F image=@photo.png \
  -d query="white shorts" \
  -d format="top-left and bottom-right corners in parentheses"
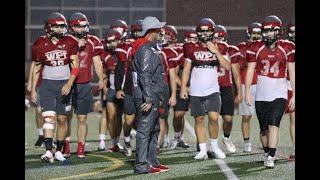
top-left (238, 84), bottom-right (256, 116)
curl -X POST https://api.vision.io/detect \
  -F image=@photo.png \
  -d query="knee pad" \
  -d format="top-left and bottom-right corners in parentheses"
top-left (42, 111), bottom-right (56, 130)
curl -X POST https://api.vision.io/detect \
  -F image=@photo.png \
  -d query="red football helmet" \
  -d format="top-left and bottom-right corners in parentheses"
top-left (104, 29), bottom-right (122, 50)
top-left (110, 19), bottom-right (128, 40)
top-left (196, 18), bottom-right (215, 42)
top-left (130, 19), bottom-right (143, 40)
top-left (247, 22), bottom-right (262, 41)
top-left (213, 24), bottom-right (227, 42)
top-left (262, 15), bottom-right (282, 45)
top-left (163, 25), bottom-right (178, 45)
top-left (68, 12), bottom-right (90, 39)
top-left (184, 29), bottom-right (197, 42)
top-left (45, 12), bottom-right (67, 39)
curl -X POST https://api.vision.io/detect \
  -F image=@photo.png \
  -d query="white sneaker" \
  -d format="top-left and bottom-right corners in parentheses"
top-left (117, 143), bottom-right (124, 151)
top-left (98, 140), bottom-right (106, 151)
top-left (244, 142), bottom-right (252, 153)
top-left (162, 138), bottom-right (170, 149)
top-left (123, 143), bottom-right (132, 157)
top-left (41, 150), bottom-right (54, 163)
top-left (265, 155), bottom-right (275, 168)
top-left (212, 147), bottom-right (226, 159)
top-left (194, 152), bottom-right (208, 160)
top-left (170, 138), bottom-right (178, 149)
top-left (263, 153), bottom-right (268, 166)
top-left (54, 151), bottom-right (66, 161)
top-left (222, 137), bottom-right (236, 153)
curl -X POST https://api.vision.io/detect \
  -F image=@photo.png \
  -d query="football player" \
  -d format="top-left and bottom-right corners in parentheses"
top-left (245, 15), bottom-right (295, 168)
top-left (213, 25), bottom-right (243, 153)
top-left (237, 22), bottom-right (263, 152)
top-left (64, 12), bottom-right (105, 158)
top-left (31, 12), bottom-right (79, 162)
top-left (180, 18), bottom-right (231, 160)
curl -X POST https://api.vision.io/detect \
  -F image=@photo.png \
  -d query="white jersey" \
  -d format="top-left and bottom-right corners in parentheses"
top-left (255, 75), bottom-right (287, 101)
top-left (42, 64), bottom-right (70, 80)
top-left (189, 66), bottom-right (219, 96)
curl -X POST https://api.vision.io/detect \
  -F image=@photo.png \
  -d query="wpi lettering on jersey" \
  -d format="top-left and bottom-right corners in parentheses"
top-left (194, 51), bottom-right (217, 61)
top-left (45, 50), bottom-right (67, 61)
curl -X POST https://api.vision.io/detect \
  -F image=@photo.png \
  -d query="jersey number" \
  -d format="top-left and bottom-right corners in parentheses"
top-left (261, 60), bottom-right (279, 76)
top-left (50, 60), bottom-right (65, 66)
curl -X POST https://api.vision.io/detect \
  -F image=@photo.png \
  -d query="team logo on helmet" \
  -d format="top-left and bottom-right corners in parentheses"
top-left (196, 18), bottom-right (215, 42)
top-left (45, 12), bottom-right (67, 39)
top-left (68, 12), bottom-right (90, 39)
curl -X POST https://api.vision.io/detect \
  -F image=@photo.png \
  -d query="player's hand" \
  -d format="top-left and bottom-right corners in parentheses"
top-left (169, 96), bottom-right (177, 107)
top-left (206, 41), bottom-right (219, 54)
top-left (31, 90), bottom-right (37, 104)
top-left (61, 83), bottom-right (72, 95)
top-left (27, 81), bottom-right (32, 92)
top-left (245, 93), bottom-right (253, 106)
top-left (180, 86), bottom-right (188, 99)
top-left (116, 90), bottom-right (125, 99)
top-left (234, 93), bottom-right (243, 104)
top-left (102, 87), bottom-right (108, 100)
top-left (98, 79), bottom-right (104, 90)
top-left (289, 95), bottom-right (295, 111)
top-left (141, 102), bottom-right (152, 112)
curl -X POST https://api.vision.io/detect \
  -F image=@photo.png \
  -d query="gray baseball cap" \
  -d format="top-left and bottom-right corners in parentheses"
top-left (138, 16), bottom-right (166, 37)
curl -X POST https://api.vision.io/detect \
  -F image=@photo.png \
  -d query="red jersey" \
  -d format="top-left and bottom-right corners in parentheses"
top-left (32, 34), bottom-right (78, 80)
top-left (247, 39), bottom-right (295, 101)
top-left (100, 50), bottom-right (118, 89)
top-left (161, 46), bottom-right (181, 84)
top-left (238, 41), bottom-right (258, 85)
top-left (218, 44), bottom-right (241, 87)
top-left (76, 35), bottom-right (104, 83)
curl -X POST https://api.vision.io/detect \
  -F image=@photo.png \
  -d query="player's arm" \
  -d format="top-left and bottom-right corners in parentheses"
top-left (61, 54), bottom-right (79, 95)
top-left (168, 68), bottom-right (177, 106)
top-left (288, 62), bottom-right (295, 110)
top-left (93, 55), bottom-right (105, 89)
top-left (114, 60), bottom-right (126, 99)
top-left (175, 66), bottom-right (182, 88)
top-left (231, 62), bottom-right (243, 103)
top-left (206, 41), bottom-right (231, 70)
top-left (245, 62), bottom-right (256, 106)
top-left (180, 60), bottom-right (191, 99)
top-left (31, 61), bottom-right (42, 103)
top-left (27, 61), bottom-right (35, 92)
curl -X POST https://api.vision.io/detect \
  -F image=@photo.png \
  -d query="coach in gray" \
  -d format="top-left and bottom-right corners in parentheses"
top-left (132, 16), bottom-right (170, 174)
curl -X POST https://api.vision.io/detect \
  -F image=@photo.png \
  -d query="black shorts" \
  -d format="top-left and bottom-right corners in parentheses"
top-left (123, 94), bottom-right (136, 115)
top-left (39, 79), bottom-right (72, 115)
top-left (255, 98), bottom-right (287, 132)
top-left (190, 92), bottom-right (221, 116)
top-left (73, 83), bottom-right (93, 115)
top-left (174, 90), bottom-right (190, 112)
top-left (101, 88), bottom-right (122, 107)
top-left (220, 86), bottom-right (234, 116)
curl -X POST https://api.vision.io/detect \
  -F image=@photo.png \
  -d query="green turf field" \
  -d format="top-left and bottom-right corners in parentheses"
top-left (25, 107), bottom-right (295, 179)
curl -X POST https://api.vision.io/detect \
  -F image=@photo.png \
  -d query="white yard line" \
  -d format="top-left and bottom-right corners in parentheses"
top-left (184, 116), bottom-right (239, 180)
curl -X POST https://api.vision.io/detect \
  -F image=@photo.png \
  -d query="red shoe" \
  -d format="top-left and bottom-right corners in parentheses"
top-left (62, 140), bottom-right (70, 158)
top-left (148, 167), bottom-right (161, 174)
top-left (156, 164), bottom-right (170, 172)
top-left (106, 145), bottom-right (120, 152)
top-left (77, 142), bottom-right (85, 158)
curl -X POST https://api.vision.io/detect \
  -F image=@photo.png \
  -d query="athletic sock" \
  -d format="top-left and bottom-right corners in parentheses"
top-left (44, 138), bottom-right (53, 151)
top-left (263, 146), bottom-right (269, 154)
top-left (56, 140), bottom-right (64, 152)
top-left (268, 148), bottom-right (276, 157)
top-left (223, 133), bottom-right (230, 138)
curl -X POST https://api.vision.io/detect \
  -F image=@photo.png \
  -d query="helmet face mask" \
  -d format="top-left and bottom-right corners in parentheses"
top-left (197, 29), bottom-right (214, 42)
top-left (68, 12), bottom-right (90, 39)
top-left (131, 19), bottom-right (143, 40)
top-left (110, 20), bottom-right (128, 40)
top-left (104, 29), bottom-right (121, 50)
top-left (247, 22), bottom-right (262, 42)
top-left (71, 24), bottom-right (89, 39)
top-left (262, 27), bottom-right (280, 45)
